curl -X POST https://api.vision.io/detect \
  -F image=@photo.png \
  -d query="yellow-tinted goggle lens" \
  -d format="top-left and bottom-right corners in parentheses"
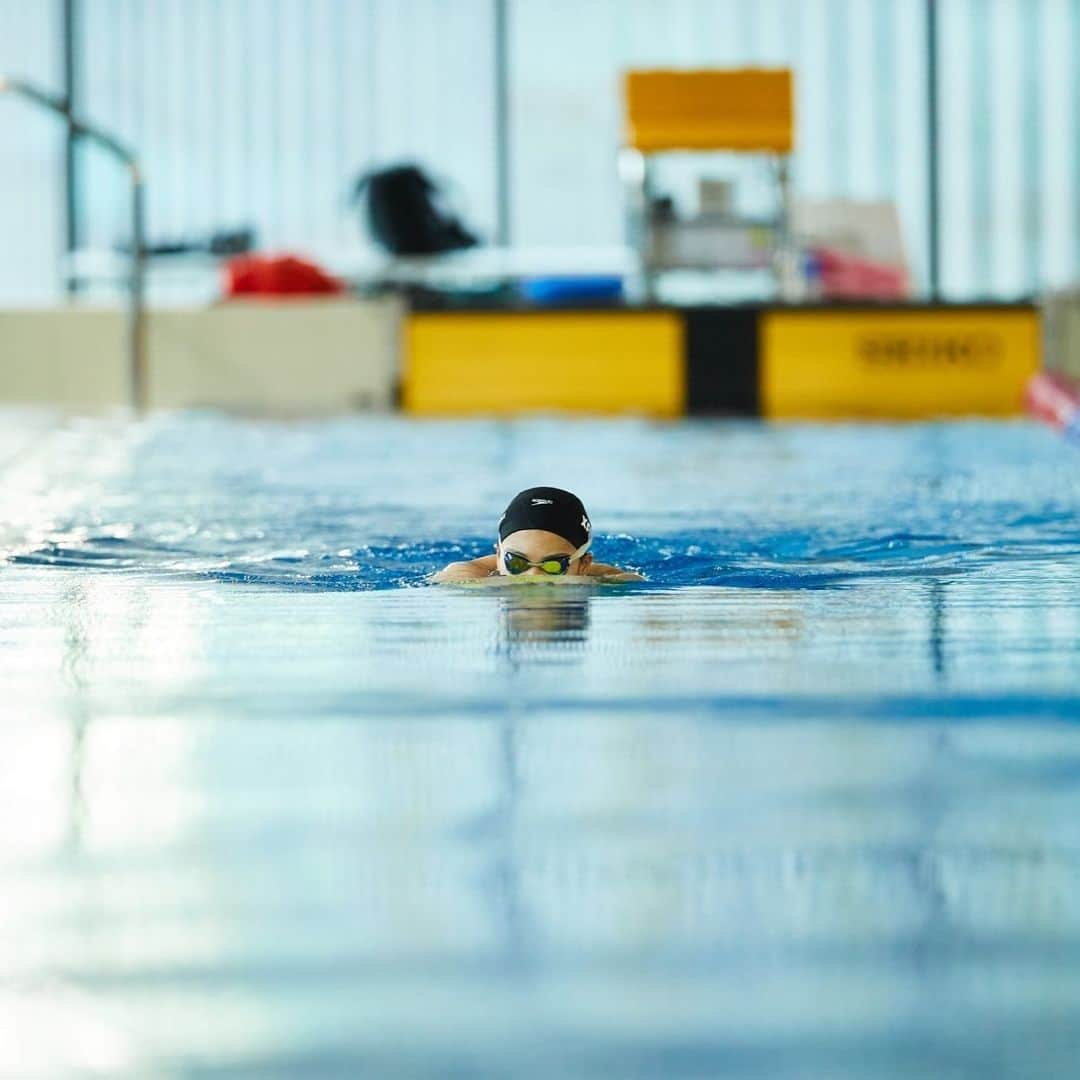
top-left (503, 551), bottom-right (572, 575)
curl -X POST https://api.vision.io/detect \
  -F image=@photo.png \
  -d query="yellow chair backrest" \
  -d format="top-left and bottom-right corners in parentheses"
top-left (624, 68), bottom-right (794, 153)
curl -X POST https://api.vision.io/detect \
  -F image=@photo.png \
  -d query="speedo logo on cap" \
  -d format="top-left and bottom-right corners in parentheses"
top-left (531, 498), bottom-right (553, 506)
top-left (582, 515), bottom-right (591, 533)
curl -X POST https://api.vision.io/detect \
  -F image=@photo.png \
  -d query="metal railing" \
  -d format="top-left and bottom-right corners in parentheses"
top-left (0, 76), bottom-right (146, 411)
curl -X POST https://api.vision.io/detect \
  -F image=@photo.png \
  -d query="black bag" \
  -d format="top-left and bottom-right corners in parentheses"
top-left (351, 164), bottom-right (478, 256)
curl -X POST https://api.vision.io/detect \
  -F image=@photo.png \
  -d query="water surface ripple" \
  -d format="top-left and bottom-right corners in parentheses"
top-left (1, 412), bottom-right (1079, 1078)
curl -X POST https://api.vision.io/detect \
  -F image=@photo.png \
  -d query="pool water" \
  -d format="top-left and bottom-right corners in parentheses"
top-left (2, 411), bottom-right (1080, 1077)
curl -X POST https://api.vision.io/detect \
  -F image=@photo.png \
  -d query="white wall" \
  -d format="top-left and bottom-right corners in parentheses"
top-left (508, 0), bottom-right (1079, 299)
top-left (0, 0), bottom-right (1077, 305)
top-left (76, 0), bottom-right (497, 258)
top-left (0, 1), bottom-right (63, 304)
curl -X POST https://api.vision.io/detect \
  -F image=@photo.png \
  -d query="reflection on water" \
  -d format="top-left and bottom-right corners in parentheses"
top-left (497, 589), bottom-right (592, 654)
top-left (59, 581), bottom-right (90, 854)
top-left (1, 414), bottom-right (1080, 1076)
top-left (2, 570), bottom-right (1078, 1076)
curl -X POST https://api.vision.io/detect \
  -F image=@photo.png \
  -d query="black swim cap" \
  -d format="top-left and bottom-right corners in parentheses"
top-left (498, 487), bottom-right (592, 549)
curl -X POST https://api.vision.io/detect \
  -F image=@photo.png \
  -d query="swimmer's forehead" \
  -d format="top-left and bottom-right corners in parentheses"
top-left (500, 529), bottom-right (577, 555)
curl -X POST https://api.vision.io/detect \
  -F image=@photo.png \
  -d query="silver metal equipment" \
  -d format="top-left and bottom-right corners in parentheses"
top-left (0, 76), bottom-right (146, 410)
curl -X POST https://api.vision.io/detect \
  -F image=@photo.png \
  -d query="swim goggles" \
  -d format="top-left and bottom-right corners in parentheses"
top-left (500, 540), bottom-right (591, 576)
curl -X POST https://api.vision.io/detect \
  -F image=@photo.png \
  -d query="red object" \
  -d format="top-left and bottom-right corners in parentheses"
top-left (224, 254), bottom-right (346, 297)
top-left (1025, 370), bottom-right (1080, 433)
top-left (811, 246), bottom-right (909, 301)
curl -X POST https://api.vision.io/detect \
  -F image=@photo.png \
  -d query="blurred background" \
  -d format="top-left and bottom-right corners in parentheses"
top-left (1, 0), bottom-right (1077, 306)
top-left (0, 0), bottom-right (1078, 418)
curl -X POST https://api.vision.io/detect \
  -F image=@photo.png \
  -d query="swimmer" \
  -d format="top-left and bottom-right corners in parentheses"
top-left (432, 487), bottom-right (644, 583)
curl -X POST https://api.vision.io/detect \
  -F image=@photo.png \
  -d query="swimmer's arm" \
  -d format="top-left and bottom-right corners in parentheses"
top-left (585, 562), bottom-right (645, 583)
top-left (430, 555), bottom-right (497, 583)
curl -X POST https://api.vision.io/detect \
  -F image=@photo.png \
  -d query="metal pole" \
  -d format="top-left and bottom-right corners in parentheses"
top-left (129, 166), bottom-right (147, 410)
top-left (62, 0), bottom-right (80, 294)
top-left (925, 0), bottom-right (941, 299)
top-left (1020, 0), bottom-right (1041, 297)
top-left (775, 154), bottom-right (796, 301)
top-left (969, 0), bottom-right (991, 299)
top-left (1074, 0), bottom-right (1080, 283)
top-left (0, 77), bottom-right (147, 412)
top-left (493, 0), bottom-right (511, 246)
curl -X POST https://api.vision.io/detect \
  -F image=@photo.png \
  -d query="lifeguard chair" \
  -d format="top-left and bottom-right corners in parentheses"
top-left (620, 68), bottom-right (795, 298)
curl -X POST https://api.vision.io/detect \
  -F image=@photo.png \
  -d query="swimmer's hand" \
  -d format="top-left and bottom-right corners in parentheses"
top-left (585, 562), bottom-right (645, 583)
top-left (430, 555), bottom-right (497, 583)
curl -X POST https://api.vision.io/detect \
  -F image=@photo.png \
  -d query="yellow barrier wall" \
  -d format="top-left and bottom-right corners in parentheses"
top-left (761, 308), bottom-right (1040, 419)
top-left (404, 312), bottom-right (684, 416)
